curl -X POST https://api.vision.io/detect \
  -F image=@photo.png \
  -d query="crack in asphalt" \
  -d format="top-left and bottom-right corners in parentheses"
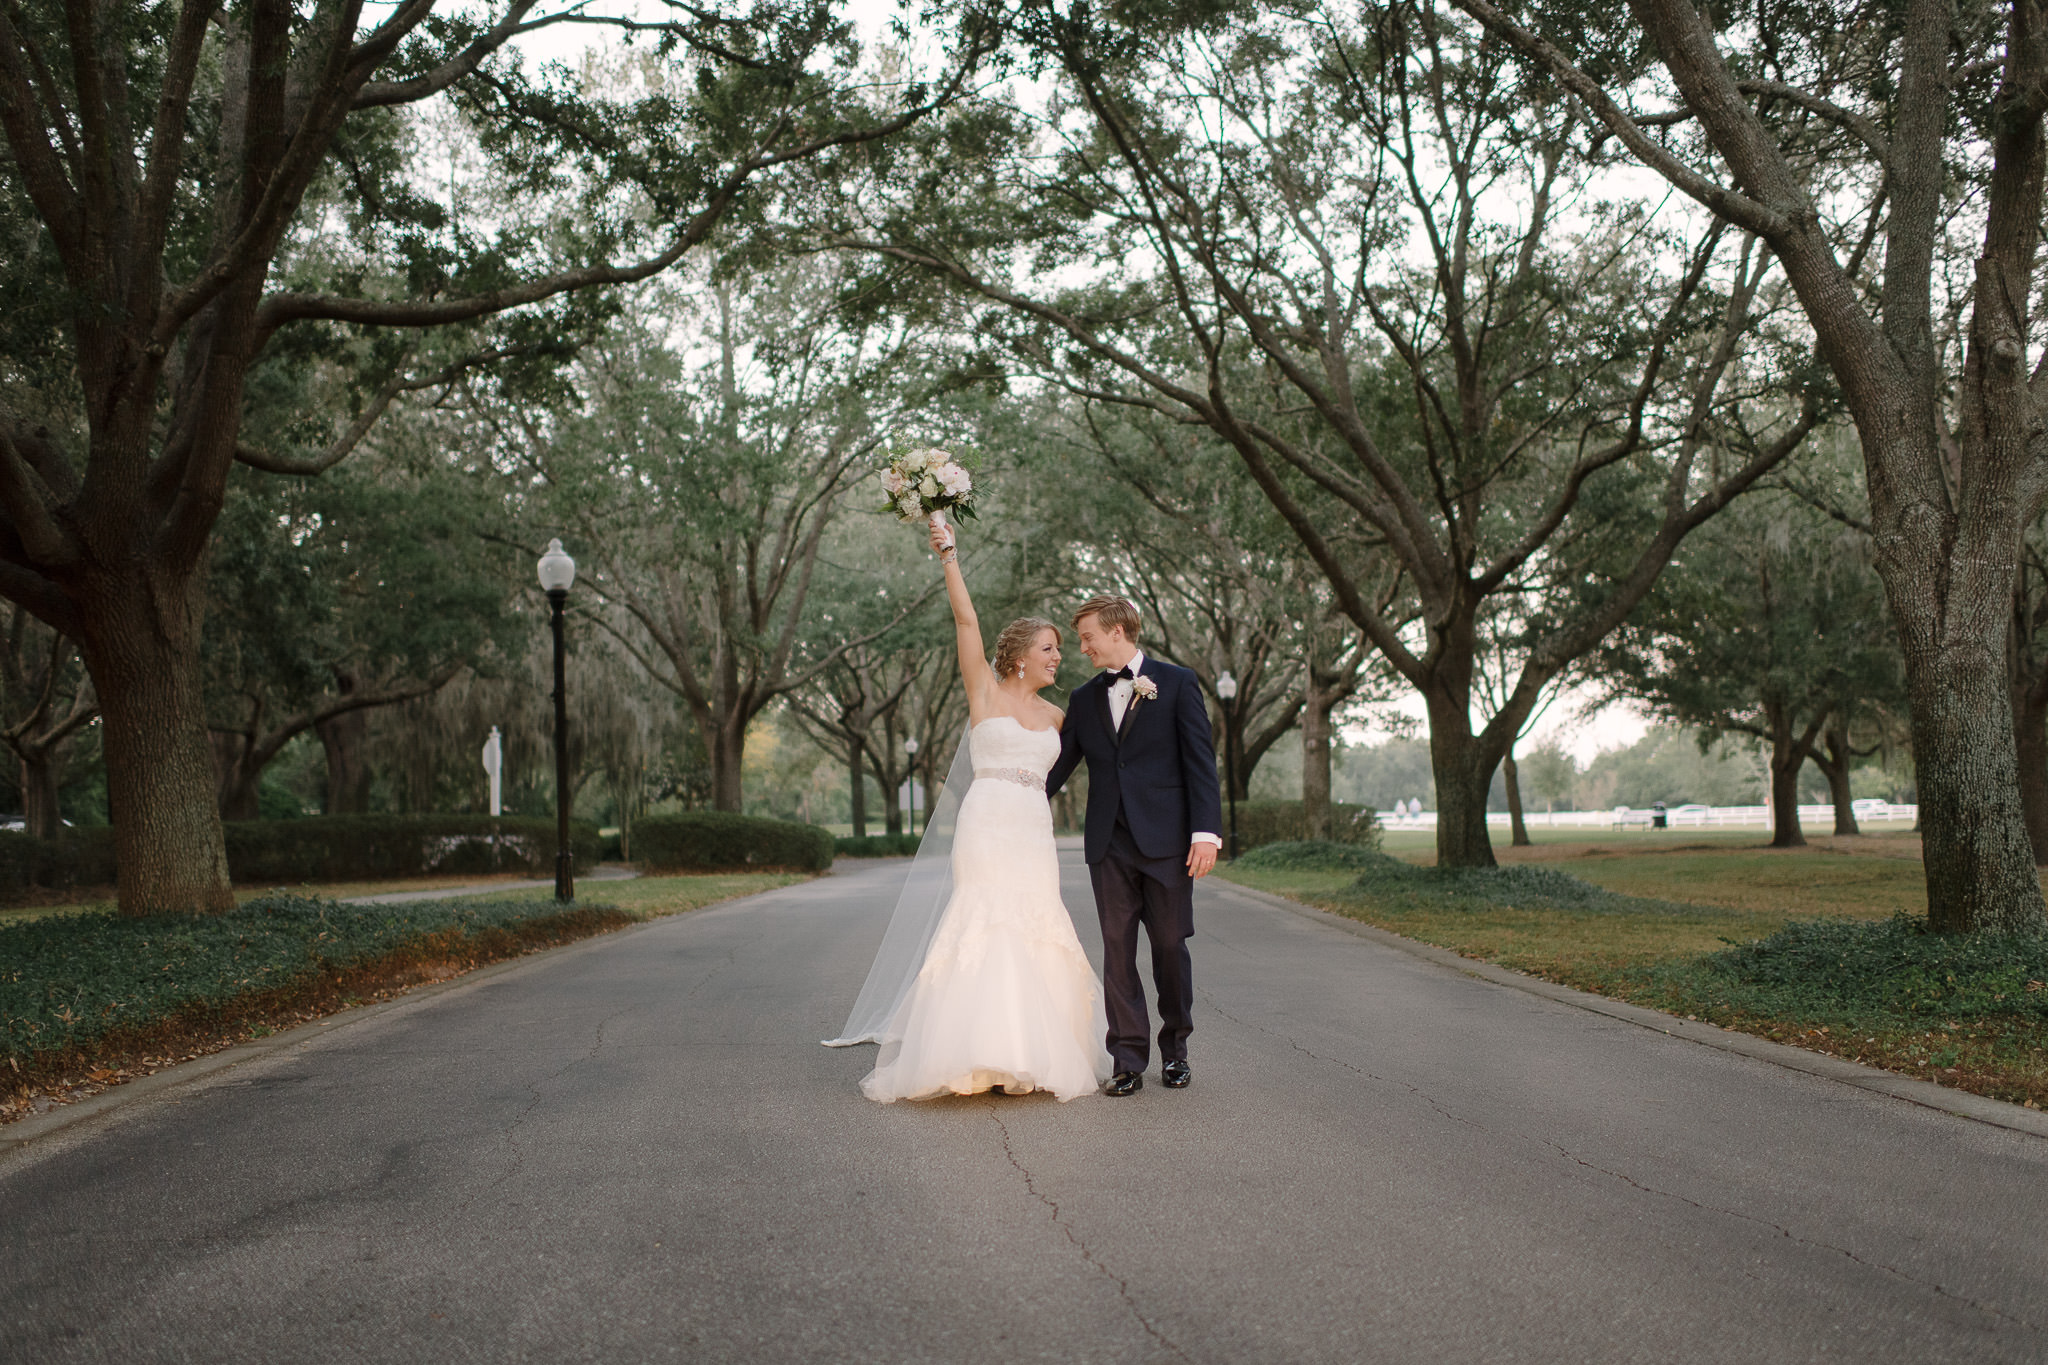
top-left (985, 1101), bottom-right (1190, 1363)
top-left (451, 1004), bottom-right (631, 1217)
top-left (1539, 1136), bottom-right (2042, 1332)
top-left (1198, 989), bottom-right (2043, 1336)
top-left (457, 916), bottom-right (773, 1216)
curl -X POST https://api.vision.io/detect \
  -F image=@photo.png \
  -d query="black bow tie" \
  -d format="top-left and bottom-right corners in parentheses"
top-left (1108, 666), bottom-right (1135, 681)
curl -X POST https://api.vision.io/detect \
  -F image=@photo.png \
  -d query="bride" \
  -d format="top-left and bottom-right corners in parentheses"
top-left (823, 518), bottom-right (1111, 1101)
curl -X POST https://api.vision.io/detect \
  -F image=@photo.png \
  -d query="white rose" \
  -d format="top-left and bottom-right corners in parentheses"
top-left (919, 474), bottom-right (939, 498)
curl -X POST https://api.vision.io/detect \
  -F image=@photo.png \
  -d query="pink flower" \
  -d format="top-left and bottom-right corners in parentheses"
top-left (1130, 675), bottom-right (1159, 701)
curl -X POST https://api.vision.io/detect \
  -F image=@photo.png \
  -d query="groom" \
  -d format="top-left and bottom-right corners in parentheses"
top-left (1047, 596), bottom-right (1223, 1097)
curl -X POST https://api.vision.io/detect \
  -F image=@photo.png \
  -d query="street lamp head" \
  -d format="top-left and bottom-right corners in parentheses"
top-left (904, 736), bottom-right (919, 756)
top-left (1215, 670), bottom-right (1238, 701)
top-left (537, 538), bottom-right (577, 594)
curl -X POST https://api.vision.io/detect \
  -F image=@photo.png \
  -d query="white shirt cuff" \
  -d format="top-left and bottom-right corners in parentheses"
top-left (1191, 832), bottom-right (1222, 848)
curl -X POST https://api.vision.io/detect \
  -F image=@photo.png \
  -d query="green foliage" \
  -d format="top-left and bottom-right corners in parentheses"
top-left (1340, 858), bottom-right (1687, 916)
top-left (835, 833), bottom-right (923, 857)
top-left (1230, 841), bottom-right (1392, 872)
top-left (0, 893), bottom-right (622, 1063)
top-left (1593, 486), bottom-right (1903, 771)
top-left (222, 816), bottom-right (601, 883)
top-left (634, 812), bottom-right (835, 871)
top-left (0, 817), bottom-right (600, 898)
top-left (1232, 800), bottom-right (1381, 853)
top-left (1576, 727), bottom-right (1769, 808)
top-left (1687, 916), bottom-right (2048, 1024)
top-left (0, 831), bottom-right (118, 898)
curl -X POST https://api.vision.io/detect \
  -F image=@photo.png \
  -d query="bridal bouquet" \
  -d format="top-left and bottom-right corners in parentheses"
top-left (879, 447), bottom-right (979, 529)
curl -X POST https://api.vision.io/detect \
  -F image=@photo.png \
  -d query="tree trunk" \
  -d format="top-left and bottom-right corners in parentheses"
top-left (2013, 670), bottom-right (2048, 864)
top-left (847, 739), bottom-right (867, 838)
top-left (1503, 749), bottom-right (1531, 847)
top-left (883, 783), bottom-right (904, 837)
top-left (1816, 723), bottom-right (1861, 838)
top-left (1425, 689), bottom-right (1498, 868)
top-left (1766, 703), bottom-right (1806, 849)
top-left (1302, 684), bottom-right (1333, 842)
top-left (1225, 715), bottom-right (1251, 800)
top-left (78, 586), bottom-right (234, 916)
top-left (318, 705), bottom-right (373, 815)
top-left (869, 751), bottom-right (906, 837)
top-left (710, 718), bottom-right (745, 811)
top-left (1907, 636), bottom-right (2046, 932)
top-left (20, 745), bottom-right (63, 840)
top-left (218, 755), bottom-right (262, 822)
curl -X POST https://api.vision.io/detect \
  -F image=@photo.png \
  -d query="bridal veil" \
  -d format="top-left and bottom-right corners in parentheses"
top-left (822, 722), bottom-right (976, 1046)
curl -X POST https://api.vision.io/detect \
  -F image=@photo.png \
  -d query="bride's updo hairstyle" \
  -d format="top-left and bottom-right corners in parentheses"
top-left (993, 617), bottom-right (1062, 679)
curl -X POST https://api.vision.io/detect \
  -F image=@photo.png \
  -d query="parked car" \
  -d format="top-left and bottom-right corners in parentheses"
top-left (1851, 798), bottom-right (1892, 818)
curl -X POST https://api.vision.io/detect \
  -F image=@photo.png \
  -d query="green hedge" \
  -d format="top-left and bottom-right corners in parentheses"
top-left (0, 830), bottom-right (117, 898)
top-left (835, 833), bottom-right (922, 857)
top-left (1228, 800), bottom-right (1381, 855)
top-left (0, 815), bottom-right (601, 899)
top-left (634, 812), bottom-right (835, 872)
top-left (224, 815), bottom-right (601, 883)
top-left (0, 891), bottom-right (625, 1065)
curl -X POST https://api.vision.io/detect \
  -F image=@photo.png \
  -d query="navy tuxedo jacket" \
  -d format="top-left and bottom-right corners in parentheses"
top-left (1047, 656), bottom-right (1224, 866)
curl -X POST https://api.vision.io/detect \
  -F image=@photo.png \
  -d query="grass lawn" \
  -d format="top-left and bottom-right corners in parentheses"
top-left (2, 871), bottom-right (805, 1126)
top-left (1219, 838), bottom-right (2048, 1112)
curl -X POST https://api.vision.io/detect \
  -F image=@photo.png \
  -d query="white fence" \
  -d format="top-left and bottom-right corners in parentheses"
top-left (1377, 803), bottom-right (1919, 830)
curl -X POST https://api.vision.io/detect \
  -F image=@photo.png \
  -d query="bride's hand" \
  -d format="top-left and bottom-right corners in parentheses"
top-left (928, 518), bottom-right (956, 558)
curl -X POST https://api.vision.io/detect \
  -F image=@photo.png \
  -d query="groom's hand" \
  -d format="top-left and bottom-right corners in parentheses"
top-left (1186, 842), bottom-right (1217, 879)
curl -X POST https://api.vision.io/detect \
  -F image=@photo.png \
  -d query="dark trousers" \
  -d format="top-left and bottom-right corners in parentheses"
top-left (1090, 818), bottom-right (1194, 1074)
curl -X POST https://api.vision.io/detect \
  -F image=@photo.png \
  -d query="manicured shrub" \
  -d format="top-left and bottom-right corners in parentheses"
top-left (1230, 800), bottom-right (1381, 854)
top-left (0, 829), bottom-right (117, 898)
top-left (835, 833), bottom-right (922, 857)
top-left (1231, 841), bottom-right (1392, 872)
top-left (223, 815), bottom-right (601, 883)
top-left (633, 812), bottom-right (834, 872)
top-left (0, 816), bottom-right (600, 901)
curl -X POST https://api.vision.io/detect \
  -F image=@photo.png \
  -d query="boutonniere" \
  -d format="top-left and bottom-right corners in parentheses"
top-left (1129, 675), bottom-right (1159, 703)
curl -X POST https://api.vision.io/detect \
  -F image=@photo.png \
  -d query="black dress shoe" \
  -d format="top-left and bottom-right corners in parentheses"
top-left (1103, 1071), bottom-right (1143, 1097)
top-left (1162, 1060), bottom-right (1191, 1089)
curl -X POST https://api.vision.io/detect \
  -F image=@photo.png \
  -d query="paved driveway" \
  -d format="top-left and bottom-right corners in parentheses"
top-left (2, 851), bottom-right (2043, 1363)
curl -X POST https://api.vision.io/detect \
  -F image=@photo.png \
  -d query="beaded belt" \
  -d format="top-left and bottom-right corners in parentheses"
top-left (975, 767), bottom-right (1046, 792)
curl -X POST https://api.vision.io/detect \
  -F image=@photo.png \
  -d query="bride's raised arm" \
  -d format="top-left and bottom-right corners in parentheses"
top-left (931, 519), bottom-right (993, 714)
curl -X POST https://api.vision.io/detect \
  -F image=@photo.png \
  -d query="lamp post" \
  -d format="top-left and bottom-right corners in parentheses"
top-left (903, 735), bottom-right (920, 834)
top-left (537, 538), bottom-right (577, 902)
top-left (1216, 670), bottom-right (1239, 861)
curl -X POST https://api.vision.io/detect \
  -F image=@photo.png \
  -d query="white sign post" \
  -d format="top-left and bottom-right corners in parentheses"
top-left (482, 726), bottom-right (503, 817)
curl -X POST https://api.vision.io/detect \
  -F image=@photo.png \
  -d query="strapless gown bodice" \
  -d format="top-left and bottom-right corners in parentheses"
top-left (966, 715), bottom-right (1061, 778)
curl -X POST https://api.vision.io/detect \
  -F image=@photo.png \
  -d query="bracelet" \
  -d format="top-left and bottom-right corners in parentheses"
top-left (940, 548), bottom-right (958, 564)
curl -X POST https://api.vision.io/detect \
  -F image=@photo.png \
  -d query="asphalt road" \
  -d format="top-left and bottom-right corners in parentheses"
top-left (4, 849), bottom-right (2046, 1364)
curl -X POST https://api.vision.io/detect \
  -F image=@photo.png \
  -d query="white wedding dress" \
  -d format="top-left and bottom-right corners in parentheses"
top-left (857, 717), bottom-right (1111, 1102)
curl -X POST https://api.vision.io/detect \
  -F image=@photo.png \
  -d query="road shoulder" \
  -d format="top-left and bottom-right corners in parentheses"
top-left (1209, 877), bottom-right (2048, 1142)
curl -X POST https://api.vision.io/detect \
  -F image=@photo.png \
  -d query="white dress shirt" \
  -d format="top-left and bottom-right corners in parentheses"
top-left (1105, 651), bottom-right (1222, 849)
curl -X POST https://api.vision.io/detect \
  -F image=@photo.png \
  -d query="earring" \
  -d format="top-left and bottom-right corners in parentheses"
top-left (1017, 663), bottom-right (1026, 678)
